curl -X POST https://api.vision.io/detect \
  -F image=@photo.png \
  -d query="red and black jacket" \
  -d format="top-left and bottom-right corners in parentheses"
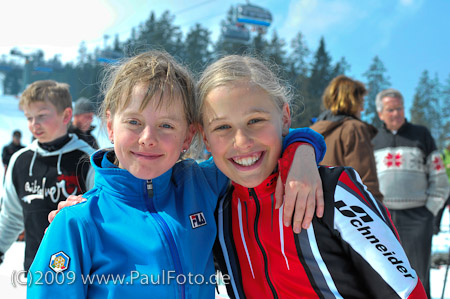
top-left (213, 146), bottom-right (426, 299)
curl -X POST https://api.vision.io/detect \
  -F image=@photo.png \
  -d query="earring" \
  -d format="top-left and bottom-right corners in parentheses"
top-left (182, 149), bottom-right (187, 153)
top-left (111, 139), bottom-right (114, 144)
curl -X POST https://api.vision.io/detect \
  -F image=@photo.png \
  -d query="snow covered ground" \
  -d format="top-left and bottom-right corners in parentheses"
top-left (0, 94), bottom-right (449, 298)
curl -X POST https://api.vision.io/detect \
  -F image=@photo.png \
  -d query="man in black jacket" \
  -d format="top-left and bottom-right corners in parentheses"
top-left (2, 130), bottom-right (24, 174)
top-left (68, 97), bottom-right (99, 149)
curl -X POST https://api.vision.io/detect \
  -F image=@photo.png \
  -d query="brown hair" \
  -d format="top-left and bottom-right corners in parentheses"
top-left (19, 80), bottom-right (72, 113)
top-left (322, 75), bottom-right (366, 116)
top-left (99, 50), bottom-right (197, 126)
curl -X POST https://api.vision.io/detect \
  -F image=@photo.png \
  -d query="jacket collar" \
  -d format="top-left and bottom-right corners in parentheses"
top-left (232, 172), bottom-right (278, 200)
top-left (91, 149), bottom-right (173, 201)
top-left (316, 110), bottom-right (357, 122)
top-left (382, 118), bottom-right (409, 134)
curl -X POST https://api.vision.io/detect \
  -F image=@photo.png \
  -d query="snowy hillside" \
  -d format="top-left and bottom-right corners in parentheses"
top-left (0, 94), bottom-right (449, 298)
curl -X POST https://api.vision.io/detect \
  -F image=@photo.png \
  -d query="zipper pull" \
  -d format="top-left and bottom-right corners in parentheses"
top-left (249, 188), bottom-right (256, 200)
top-left (147, 180), bottom-right (154, 198)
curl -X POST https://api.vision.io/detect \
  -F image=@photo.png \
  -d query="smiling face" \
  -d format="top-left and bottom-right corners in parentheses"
top-left (201, 81), bottom-right (290, 188)
top-left (107, 83), bottom-right (194, 180)
top-left (23, 101), bottom-right (72, 143)
top-left (378, 96), bottom-right (405, 131)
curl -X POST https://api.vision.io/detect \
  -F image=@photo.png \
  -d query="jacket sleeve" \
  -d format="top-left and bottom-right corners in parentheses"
top-left (425, 150), bottom-right (450, 215)
top-left (283, 128), bottom-right (326, 164)
top-left (342, 123), bottom-right (383, 202)
top-left (27, 206), bottom-right (91, 298)
top-left (333, 168), bottom-right (426, 298)
top-left (2, 145), bottom-right (8, 165)
top-left (0, 153), bottom-right (25, 255)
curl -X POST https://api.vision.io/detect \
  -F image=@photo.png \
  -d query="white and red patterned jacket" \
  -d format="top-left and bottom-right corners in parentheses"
top-left (373, 120), bottom-right (450, 215)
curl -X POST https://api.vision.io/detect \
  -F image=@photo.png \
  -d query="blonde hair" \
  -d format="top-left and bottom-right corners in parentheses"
top-left (99, 50), bottom-right (197, 126)
top-left (197, 55), bottom-right (291, 125)
top-left (322, 75), bottom-right (366, 116)
top-left (19, 80), bottom-right (72, 113)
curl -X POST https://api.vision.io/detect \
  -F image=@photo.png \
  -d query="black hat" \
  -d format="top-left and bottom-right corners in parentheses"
top-left (13, 130), bottom-right (22, 138)
top-left (74, 97), bottom-right (95, 116)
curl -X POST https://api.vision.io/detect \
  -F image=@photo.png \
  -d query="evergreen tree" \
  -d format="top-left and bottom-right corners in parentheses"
top-left (263, 31), bottom-right (286, 69)
top-left (2, 61), bottom-right (21, 95)
top-left (183, 23), bottom-right (212, 77)
top-left (441, 73), bottom-right (450, 144)
top-left (124, 28), bottom-right (138, 56)
top-left (298, 37), bottom-right (333, 127)
top-left (288, 32), bottom-right (310, 78)
top-left (77, 42), bottom-right (88, 65)
top-left (249, 32), bottom-right (267, 56)
top-left (410, 70), bottom-right (445, 145)
top-left (136, 11), bottom-right (182, 56)
top-left (113, 34), bottom-right (121, 52)
top-left (362, 56), bottom-right (390, 128)
top-left (332, 56), bottom-right (351, 77)
top-left (287, 32), bottom-right (311, 128)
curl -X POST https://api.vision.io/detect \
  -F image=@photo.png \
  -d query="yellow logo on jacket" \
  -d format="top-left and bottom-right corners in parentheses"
top-left (49, 251), bottom-right (70, 273)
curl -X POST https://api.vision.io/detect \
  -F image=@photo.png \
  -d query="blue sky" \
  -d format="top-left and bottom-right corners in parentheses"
top-left (0, 0), bottom-right (449, 117)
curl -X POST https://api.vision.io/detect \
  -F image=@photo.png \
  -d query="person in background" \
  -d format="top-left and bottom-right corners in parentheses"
top-left (0, 80), bottom-right (95, 272)
top-left (2, 129), bottom-right (24, 174)
top-left (373, 88), bottom-right (450, 297)
top-left (310, 75), bottom-right (383, 202)
top-left (434, 138), bottom-right (450, 234)
top-left (68, 97), bottom-right (99, 149)
top-left (1, 130), bottom-right (25, 245)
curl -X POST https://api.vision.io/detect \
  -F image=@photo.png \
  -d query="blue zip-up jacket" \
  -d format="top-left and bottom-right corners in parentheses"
top-left (28, 150), bottom-right (228, 298)
top-left (27, 128), bottom-right (325, 298)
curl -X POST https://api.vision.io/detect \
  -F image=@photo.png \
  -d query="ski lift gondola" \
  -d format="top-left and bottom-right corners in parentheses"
top-left (97, 50), bottom-right (123, 64)
top-left (236, 3), bottom-right (272, 27)
top-left (222, 24), bottom-right (251, 43)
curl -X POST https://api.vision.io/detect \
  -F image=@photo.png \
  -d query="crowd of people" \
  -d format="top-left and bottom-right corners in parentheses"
top-left (1, 50), bottom-right (449, 298)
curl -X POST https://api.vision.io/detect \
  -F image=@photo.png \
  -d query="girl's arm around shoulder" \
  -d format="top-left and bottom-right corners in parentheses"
top-left (277, 127), bottom-right (326, 233)
top-left (27, 204), bottom-right (92, 298)
top-left (283, 127), bottom-right (326, 163)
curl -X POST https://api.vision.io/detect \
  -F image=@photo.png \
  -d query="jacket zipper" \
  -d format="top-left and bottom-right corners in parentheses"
top-left (249, 188), bottom-right (278, 299)
top-left (146, 180), bottom-right (186, 299)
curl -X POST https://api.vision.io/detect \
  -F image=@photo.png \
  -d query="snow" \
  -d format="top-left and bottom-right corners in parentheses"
top-left (0, 242), bottom-right (26, 298)
top-left (432, 209), bottom-right (450, 299)
top-left (0, 94), bottom-right (449, 298)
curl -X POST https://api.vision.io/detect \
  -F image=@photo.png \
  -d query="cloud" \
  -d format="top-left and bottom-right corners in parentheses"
top-left (399, 0), bottom-right (414, 7)
top-left (281, 0), bottom-right (363, 42)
